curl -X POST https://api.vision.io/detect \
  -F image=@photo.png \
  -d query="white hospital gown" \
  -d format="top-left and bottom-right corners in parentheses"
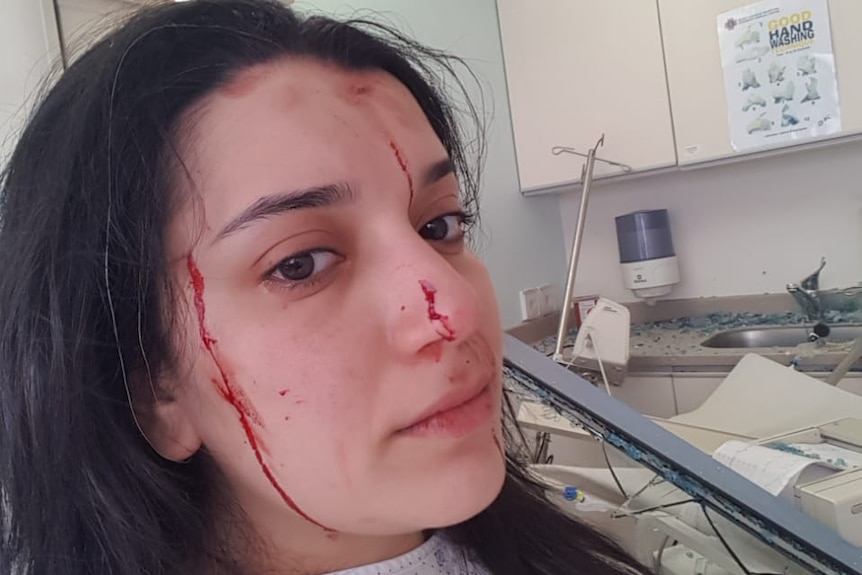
top-left (325, 532), bottom-right (493, 575)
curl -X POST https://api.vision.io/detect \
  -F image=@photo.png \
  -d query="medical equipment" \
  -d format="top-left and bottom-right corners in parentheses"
top-left (503, 336), bottom-right (862, 575)
top-left (758, 418), bottom-right (862, 547)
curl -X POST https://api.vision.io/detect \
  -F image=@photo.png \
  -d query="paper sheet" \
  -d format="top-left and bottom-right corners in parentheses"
top-left (713, 440), bottom-right (835, 498)
top-left (774, 442), bottom-right (862, 470)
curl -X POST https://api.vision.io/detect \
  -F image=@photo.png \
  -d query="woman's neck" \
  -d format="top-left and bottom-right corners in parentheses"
top-left (210, 502), bottom-right (426, 574)
top-left (258, 530), bottom-right (426, 574)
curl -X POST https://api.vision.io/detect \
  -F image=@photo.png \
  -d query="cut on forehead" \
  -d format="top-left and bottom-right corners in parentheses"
top-left (169, 55), bottom-right (433, 187)
top-left (215, 57), bottom-right (423, 119)
top-left (162, 55), bottom-right (444, 254)
top-left (174, 56), bottom-right (408, 138)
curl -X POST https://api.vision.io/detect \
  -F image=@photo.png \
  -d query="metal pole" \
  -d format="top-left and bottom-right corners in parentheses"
top-left (553, 134), bottom-right (604, 361)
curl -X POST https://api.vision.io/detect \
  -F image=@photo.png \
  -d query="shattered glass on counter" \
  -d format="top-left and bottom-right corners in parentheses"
top-left (531, 309), bottom-right (862, 360)
top-left (632, 309), bottom-right (862, 337)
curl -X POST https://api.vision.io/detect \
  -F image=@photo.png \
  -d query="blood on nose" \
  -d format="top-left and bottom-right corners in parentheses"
top-left (418, 279), bottom-right (456, 341)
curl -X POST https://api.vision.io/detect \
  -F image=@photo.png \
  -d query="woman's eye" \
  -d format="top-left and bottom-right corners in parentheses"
top-left (269, 249), bottom-right (340, 284)
top-left (419, 212), bottom-right (470, 242)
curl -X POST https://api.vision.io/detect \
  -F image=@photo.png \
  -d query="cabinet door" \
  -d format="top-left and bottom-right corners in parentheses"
top-left (56, 0), bottom-right (140, 61)
top-left (497, 0), bottom-right (677, 193)
top-left (1, 0), bottom-right (62, 163)
top-left (659, 0), bottom-right (862, 165)
top-left (672, 374), bottom-right (723, 415)
top-left (613, 375), bottom-right (676, 418)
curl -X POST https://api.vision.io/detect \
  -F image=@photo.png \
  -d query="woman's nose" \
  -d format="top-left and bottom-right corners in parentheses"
top-left (381, 245), bottom-right (481, 358)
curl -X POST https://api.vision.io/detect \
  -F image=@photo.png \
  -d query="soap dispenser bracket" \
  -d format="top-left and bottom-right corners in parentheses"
top-left (551, 145), bottom-right (632, 173)
top-left (553, 134), bottom-right (612, 362)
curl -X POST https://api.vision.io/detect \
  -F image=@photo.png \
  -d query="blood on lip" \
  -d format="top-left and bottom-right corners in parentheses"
top-left (403, 384), bottom-right (489, 436)
top-left (186, 254), bottom-right (332, 532)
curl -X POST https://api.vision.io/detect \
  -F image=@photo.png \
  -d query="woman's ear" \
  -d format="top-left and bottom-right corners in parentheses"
top-left (131, 374), bottom-right (202, 462)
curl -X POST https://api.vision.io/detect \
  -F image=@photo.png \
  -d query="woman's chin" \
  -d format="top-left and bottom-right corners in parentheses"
top-left (415, 445), bottom-right (507, 529)
top-left (296, 434), bottom-right (508, 537)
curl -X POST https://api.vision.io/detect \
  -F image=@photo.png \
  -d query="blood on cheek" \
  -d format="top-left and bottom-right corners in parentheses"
top-left (186, 255), bottom-right (333, 533)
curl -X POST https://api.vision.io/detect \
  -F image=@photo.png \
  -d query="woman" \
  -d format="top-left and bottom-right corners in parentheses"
top-left (0, 1), bottom-right (646, 574)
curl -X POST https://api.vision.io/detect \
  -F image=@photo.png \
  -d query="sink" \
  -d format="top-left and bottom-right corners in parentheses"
top-left (701, 324), bottom-right (862, 348)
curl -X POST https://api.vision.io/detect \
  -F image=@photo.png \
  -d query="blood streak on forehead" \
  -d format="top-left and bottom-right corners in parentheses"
top-left (339, 75), bottom-right (420, 201)
top-left (339, 70), bottom-right (426, 131)
top-left (389, 140), bottom-right (414, 202)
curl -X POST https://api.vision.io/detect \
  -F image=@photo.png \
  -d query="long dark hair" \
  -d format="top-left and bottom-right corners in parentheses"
top-left (0, 2), bottom-right (644, 574)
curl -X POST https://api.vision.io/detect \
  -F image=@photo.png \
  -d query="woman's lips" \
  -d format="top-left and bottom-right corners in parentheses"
top-left (399, 384), bottom-right (493, 438)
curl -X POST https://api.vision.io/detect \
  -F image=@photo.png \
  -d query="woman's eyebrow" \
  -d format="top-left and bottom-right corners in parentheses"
top-left (212, 158), bottom-right (453, 243)
top-left (213, 182), bottom-right (356, 242)
top-left (420, 158), bottom-right (455, 188)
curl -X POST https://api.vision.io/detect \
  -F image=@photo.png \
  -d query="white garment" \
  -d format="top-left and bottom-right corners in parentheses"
top-left (324, 532), bottom-right (492, 575)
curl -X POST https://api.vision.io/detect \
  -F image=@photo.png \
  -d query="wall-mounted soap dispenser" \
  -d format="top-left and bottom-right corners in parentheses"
top-left (614, 209), bottom-right (680, 305)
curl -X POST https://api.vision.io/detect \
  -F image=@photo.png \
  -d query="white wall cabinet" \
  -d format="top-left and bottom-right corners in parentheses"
top-left (56, 0), bottom-right (141, 61)
top-left (496, 0), bottom-right (678, 193)
top-left (659, 0), bottom-right (862, 166)
top-left (497, 0), bottom-right (862, 193)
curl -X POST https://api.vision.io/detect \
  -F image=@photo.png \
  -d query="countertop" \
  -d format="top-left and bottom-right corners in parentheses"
top-left (529, 308), bottom-right (862, 373)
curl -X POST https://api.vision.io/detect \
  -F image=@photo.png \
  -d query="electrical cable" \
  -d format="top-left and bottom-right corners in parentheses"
top-left (700, 503), bottom-right (782, 575)
top-left (586, 332), bottom-right (613, 397)
top-left (559, 328), bottom-right (613, 396)
top-left (601, 440), bottom-right (629, 499)
top-left (626, 474), bottom-right (667, 502)
top-left (654, 536), bottom-right (671, 574)
top-left (614, 498), bottom-right (696, 519)
top-left (546, 343), bottom-right (573, 357)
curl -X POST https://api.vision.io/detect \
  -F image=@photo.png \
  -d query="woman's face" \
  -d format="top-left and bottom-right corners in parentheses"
top-left (156, 58), bottom-right (505, 545)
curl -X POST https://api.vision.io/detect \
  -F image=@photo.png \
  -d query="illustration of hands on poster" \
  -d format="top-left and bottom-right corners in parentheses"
top-left (717, 0), bottom-right (840, 152)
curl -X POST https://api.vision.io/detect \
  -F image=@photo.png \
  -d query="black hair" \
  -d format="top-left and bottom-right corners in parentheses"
top-left (0, 1), bottom-right (645, 574)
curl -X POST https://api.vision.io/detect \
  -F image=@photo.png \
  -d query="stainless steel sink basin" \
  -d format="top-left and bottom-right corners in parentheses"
top-left (701, 324), bottom-right (862, 348)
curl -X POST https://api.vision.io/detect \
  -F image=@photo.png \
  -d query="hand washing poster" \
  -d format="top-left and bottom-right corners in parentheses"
top-left (717, 0), bottom-right (841, 152)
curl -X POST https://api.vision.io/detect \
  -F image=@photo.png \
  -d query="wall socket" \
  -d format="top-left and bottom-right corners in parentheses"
top-left (519, 284), bottom-right (559, 321)
top-left (537, 284), bottom-right (558, 315)
top-left (519, 287), bottom-right (542, 321)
